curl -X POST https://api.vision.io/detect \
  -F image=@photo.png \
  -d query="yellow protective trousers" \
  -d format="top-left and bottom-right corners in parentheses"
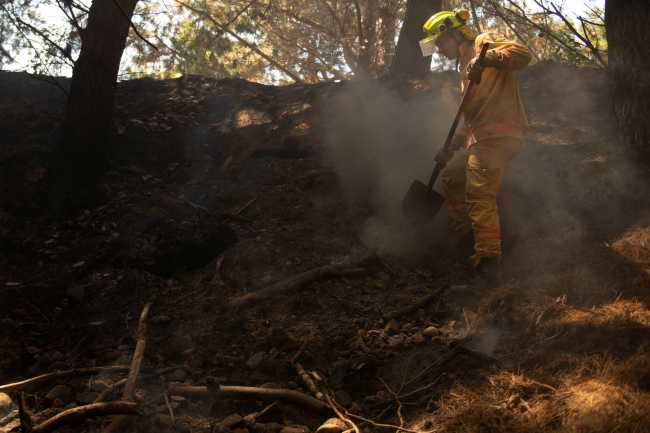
top-left (440, 137), bottom-right (522, 266)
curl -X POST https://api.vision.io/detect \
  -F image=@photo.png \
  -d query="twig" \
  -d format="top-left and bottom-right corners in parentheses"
top-left (101, 303), bottom-right (151, 433)
top-left (245, 401), bottom-right (279, 422)
top-left (291, 338), bottom-right (312, 366)
top-left (379, 377), bottom-right (404, 428)
top-left (399, 374), bottom-right (445, 400)
top-left (383, 284), bottom-right (448, 320)
top-left (0, 366), bottom-right (130, 393)
top-left (109, 0), bottom-right (158, 50)
top-left (9, 286), bottom-right (50, 322)
top-left (295, 362), bottom-right (324, 401)
top-left (324, 393), bottom-right (360, 433)
top-left (222, 266), bottom-right (369, 311)
top-left (179, 196), bottom-right (210, 214)
top-left (21, 400), bottom-right (141, 433)
top-left (340, 409), bottom-right (426, 433)
top-left (164, 392), bottom-right (175, 422)
top-left (168, 384), bottom-right (330, 413)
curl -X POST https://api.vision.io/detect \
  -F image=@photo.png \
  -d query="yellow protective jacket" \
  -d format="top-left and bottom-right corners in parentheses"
top-left (452, 32), bottom-right (531, 148)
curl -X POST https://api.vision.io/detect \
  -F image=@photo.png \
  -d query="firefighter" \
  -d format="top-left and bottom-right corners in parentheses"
top-left (419, 9), bottom-right (532, 287)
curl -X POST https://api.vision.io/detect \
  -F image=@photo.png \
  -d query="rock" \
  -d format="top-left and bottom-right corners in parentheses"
top-left (422, 326), bottom-right (440, 338)
top-left (212, 413), bottom-right (244, 433)
top-left (507, 394), bottom-right (521, 409)
top-left (45, 385), bottom-right (74, 406)
top-left (246, 352), bottom-right (266, 370)
top-left (334, 390), bottom-right (352, 408)
top-left (174, 369), bottom-right (188, 382)
top-left (280, 426), bottom-right (309, 433)
top-left (388, 336), bottom-right (404, 349)
top-left (431, 336), bottom-right (446, 345)
top-left (404, 337), bottom-right (414, 346)
top-left (414, 309), bottom-right (426, 321)
top-left (262, 275), bottom-right (275, 284)
top-left (157, 402), bottom-right (181, 413)
top-left (384, 319), bottom-right (400, 335)
top-left (402, 323), bottom-right (414, 331)
top-left (412, 333), bottom-right (426, 345)
top-left (176, 421), bottom-right (192, 433)
top-left (348, 402), bottom-right (362, 415)
top-left (0, 393), bottom-right (16, 419)
top-left (154, 414), bottom-right (174, 426)
top-left (66, 284), bottom-right (85, 306)
top-left (315, 418), bottom-right (347, 433)
top-left (75, 392), bottom-right (100, 404)
top-left (288, 381), bottom-right (299, 389)
top-left (150, 316), bottom-right (172, 326)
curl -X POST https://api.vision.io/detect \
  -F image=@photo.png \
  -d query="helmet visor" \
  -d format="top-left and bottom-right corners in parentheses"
top-left (419, 36), bottom-right (438, 57)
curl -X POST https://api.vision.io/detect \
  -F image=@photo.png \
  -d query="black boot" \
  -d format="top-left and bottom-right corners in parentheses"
top-left (458, 231), bottom-right (475, 262)
top-left (476, 257), bottom-right (504, 288)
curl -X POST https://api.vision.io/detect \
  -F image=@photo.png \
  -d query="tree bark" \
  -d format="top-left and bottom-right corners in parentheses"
top-left (389, 0), bottom-right (442, 77)
top-left (605, 0), bottom-right (650, 159)
top-left (50, 0), bottom-right (139, 215)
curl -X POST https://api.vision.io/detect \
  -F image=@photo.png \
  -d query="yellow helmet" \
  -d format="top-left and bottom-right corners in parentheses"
top-left (419, 8), bottom-right (471, 57)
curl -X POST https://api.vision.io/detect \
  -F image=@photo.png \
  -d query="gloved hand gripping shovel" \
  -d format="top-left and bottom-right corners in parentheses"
top-left (402, 42), bottom-right (489, 226)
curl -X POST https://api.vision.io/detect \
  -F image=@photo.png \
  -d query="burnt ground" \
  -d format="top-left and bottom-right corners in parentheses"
top-left (1, 62), bottom-right (650, 433)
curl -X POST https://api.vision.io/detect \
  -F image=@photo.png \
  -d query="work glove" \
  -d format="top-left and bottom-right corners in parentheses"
top-left (435, 147), bottom-right (454, 166)
top-left (466, 58), bottom-right (485, 84)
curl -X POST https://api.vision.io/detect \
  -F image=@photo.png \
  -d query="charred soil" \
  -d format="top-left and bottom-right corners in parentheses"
top-left (1, 62), bottom-right (650, 433)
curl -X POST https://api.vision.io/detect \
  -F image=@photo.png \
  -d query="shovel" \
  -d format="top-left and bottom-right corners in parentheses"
top-left (402, 42), bottom-right (490, 226)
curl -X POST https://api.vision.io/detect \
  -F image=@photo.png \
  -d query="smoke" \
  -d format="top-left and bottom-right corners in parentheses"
top-left (323, 76), bottom-right (462, 257)
top-left (323, 62), bottom-right (650, 307)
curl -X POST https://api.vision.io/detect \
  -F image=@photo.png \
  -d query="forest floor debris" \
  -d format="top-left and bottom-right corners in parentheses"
top-left (2, 63), bottom-right (650, 432)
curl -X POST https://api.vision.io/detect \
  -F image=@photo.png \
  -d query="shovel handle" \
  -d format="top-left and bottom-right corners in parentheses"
top-left (425, 42), bottom-right (490, 193)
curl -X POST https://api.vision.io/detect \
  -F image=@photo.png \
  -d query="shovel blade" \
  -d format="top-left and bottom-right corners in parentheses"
top-left (402, 179), bottom-right (446, 226)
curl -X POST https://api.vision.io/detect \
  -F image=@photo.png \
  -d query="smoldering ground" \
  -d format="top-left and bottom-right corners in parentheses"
top-left (322, 74), bottom-right (463, 259)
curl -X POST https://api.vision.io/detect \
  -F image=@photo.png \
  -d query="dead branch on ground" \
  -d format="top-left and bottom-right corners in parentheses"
top-left (19, 394), bottom-right (141, 433)
top-left (168, 384), bottom-right (331, 413)
top-left (325, 392), bottom-right (360, 433)
top-left (101, 303), bottom-right (151, 433)
top-left (0, 366), bottom-right (130, 393)
top-left (290, 337), bottom-right (312, 366)
top-left (222, 266), bottom-right (369, 311)
top-left (383, 284), bottom-right (448, 320)
top-left (295, 362), bottom-right (324, 401)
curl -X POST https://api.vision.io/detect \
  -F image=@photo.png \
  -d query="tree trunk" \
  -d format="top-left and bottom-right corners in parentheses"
top-left (605, 0), bottom-right (650, 159)
top-left (389, 0), bottom-right (442, 77)
top-left (50, 0), bottom-right (139, 215)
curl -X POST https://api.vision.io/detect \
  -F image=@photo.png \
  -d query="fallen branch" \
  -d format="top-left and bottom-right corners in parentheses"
top-left (0, 366), bottom-right (130, 393)
top-left (93, 366), bottom-right (180, 404)
top-left (222, 266), bottom-right (369, 311)
top-left (290, 338), bottom-right (312, 367)
top-left (325, 393), bottom-right (360, 433)
top-left (244, 401), bottom-right (279, 422)
top-left (102, 303), bottom-right (151, 433)
top-left (383, 284), bottom-right (449, 320)
top-left (168, 384), bottom-right (331, 413)
top-left (20, 398), bottom-right (141, 433)
top-left (295, 362), bottom-right (324, 401)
